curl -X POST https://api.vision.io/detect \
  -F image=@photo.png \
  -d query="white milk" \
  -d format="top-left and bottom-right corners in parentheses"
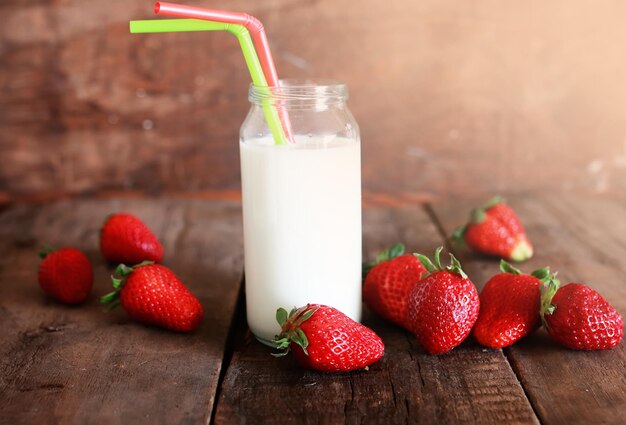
top-left (240, 135), bottom-right (362, 343)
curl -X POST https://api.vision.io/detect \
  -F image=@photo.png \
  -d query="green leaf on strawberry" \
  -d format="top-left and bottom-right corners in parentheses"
top-left (276, 307), bottom-right (288, 327)
top-left (415, 246), bottom-right (468, 280)
top-left (539, 272), bottom-right (561, 326)
top-left (38, 244), bottom-right (56, 259)
top-left (474, 262), bottom-right (546, 349)
top-left (362, 243), bottom-right (405, 278)
top-left (272, 304), bottom-right (385, 372)
top-left (272, 306), bottom-right (317, 356)
top-left (100, 261), bottom-right (155, 309)
top-left (406, 251), bottom-right (478, 354)
top-left (100, 262), bottom-right (203, 332)
top-left (499, 259), bottom-right (522, 275)
top-left (540, 282), bottom-right (623, 350)
top-left (530, 267), bottom-right (550, 280)
top-left (453, 197), bottom-right (534, 262)
top-left (363, 248), bottom-right (427, 330)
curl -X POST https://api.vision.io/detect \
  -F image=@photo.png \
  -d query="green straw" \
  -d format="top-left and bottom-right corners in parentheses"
top-left (130, 19), bottom-right (288, 145)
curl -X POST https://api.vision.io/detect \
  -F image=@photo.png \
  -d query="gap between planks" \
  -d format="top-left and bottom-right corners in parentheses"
top-left (430, 197), bottom-right (626, 425)
top-left (212, 203), bottom-right (540, 424)
top-left (208, 276), bottom-right (246, 425)
top-left (423, 202), bottom-right (544, 424)
top-left (0, 199), bottom-right (245, 424)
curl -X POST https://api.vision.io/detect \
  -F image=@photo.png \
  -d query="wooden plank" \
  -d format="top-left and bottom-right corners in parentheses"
top-left (0, 199), bottom-right (243, 424)
top-left (431, 196), bottom-right (626, 425)
top-left (4, 1), bottom-right (626, 202)
top-left (213, 206), bottom-right (538, 424)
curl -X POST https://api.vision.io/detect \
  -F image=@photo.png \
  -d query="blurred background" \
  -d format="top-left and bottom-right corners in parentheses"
top-left (2, 0), bottom-right (626, 205)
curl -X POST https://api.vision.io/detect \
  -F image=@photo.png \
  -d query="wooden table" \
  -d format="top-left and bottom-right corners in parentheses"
top-left (1, 196), bottom-right (624, 424)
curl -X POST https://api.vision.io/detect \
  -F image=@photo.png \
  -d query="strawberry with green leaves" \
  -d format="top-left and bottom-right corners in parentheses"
top-left (405, 247), bottom-right (479, 354)
top-left (101, 262), bottom-right (203, 332)
top-left (273, 304), bottom-right (384, 372)
top-left (473, 260), bottom-right (551, 348)
top-left (540, 278), bottom-right (623, 350)
top-left (454, 197), bottom-right (533, 262)
top-left (363, 243), bottom-right (426, 329)
top-left (38, 246), bottom-right (93, 304)
top-left (100, 213), bottom-right (164, 264)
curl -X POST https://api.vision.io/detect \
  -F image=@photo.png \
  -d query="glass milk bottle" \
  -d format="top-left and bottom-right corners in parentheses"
top-left (240, 79), bottom-right (362, 344)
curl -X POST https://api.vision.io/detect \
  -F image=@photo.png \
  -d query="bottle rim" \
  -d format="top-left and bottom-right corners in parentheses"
top-left (248, 79), bottom-right (348, 105)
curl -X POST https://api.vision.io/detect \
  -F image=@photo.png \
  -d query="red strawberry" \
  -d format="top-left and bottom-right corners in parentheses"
top-left (540, 279), bottom-right (623, 350)
top-left (38, 246), bottom-right (93, 304)
top-left (101, 262), bottom-right (203, 332)
top-left (273, 304), bottom-right (384, 372)
top-left (100, 213), bottom-right (163, 264)
top-left (363, 244), bottom-right (426, 329)
top-left (454, 197), bottom-right (533, 262)
top-left (405, 247), bottom-right (479, 354)
top-left (473, 260), bottom-right (549, 348)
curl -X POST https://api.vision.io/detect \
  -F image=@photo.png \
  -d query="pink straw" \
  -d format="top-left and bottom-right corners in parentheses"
top-left (155, 2), bottom-right (278, 87)
top-left (154, 2), bottom-right (294, 142)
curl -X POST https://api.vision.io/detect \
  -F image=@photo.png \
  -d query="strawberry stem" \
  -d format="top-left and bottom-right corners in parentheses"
top-left (500, 260), bottom-right (522, 275)
top-left (101, 295), bottom-right (121, 311)
top-left (530, 267), bottom-right (550, 280)
top-left (470, 208), bottom-right (487, 224)
top-left (500, 260), bottom-right (551, 281)
top-left (100, 291), bottom-right (118, 304)
top-left (447, 254), bottom-right (468, 279)
top-left (416, 254), bottom-right (437, 274)
top-left (482, 196), bottom-right (506, 210)
top-left (272, 305), bottom-right (318, 357)
top-left (38, 244), bottom-right (56, 259)
top-left (115, 263), bottom-right (134, 277)
top-left (388, 243), bottom-right (404, 259)
top-left (433, 246), bottom-right (444, 270)
top-left (111, 277), bottom-right (123, 289)
top-left (469, 196), bottom-right (506, 224)
top-left (100, 261), bottom-right (153, 310)
top-left (451, 225), bottom-right (468, 247)
top-left (414, 247), bottom-right (468, 279)
top-left (539, 272), bottom-right (561, 328)
top-left (100, 289), bottom-right (121, 310)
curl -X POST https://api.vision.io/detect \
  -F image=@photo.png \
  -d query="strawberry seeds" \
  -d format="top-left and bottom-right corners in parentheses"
top-left (36, 198), bottom-right (624, 374)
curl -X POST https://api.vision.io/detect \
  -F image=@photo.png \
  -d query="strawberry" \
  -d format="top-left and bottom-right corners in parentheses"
top-left (453, 197), bottom-right (533, 262)
top-left (273, 304), bottom-right (384, 372)
top-left (540, 278), bottom-right (623, 350)
top-left (101, 262), bottom-right (203, 332)
top-left (100, 213), bottom-right (163, 264)
top-left (38, 246), bottom-right (93, 304)
top-left (405, 247), bottom-right (479, 354)
top-left (363, 244), bottom-right (426, 329)
top-left (473, 260), bottom-right (549, 348)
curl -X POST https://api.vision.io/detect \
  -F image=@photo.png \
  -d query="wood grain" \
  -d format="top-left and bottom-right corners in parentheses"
top-left (3, 0), bottom-right (626, 201)
top-left (431, 196), bottom-right (626, 425)
top-left (0, 199), bottom-right (243, 424)
top-left (213, 206), bottom-right (538, 424)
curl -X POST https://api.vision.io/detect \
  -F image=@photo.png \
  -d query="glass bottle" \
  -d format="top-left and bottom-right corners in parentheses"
top-left (240, 79), bottom-right (361, 344)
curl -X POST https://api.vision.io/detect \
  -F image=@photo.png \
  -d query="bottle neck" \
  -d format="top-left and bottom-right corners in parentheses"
top-left (248, 79), bottom-right (348, 109)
